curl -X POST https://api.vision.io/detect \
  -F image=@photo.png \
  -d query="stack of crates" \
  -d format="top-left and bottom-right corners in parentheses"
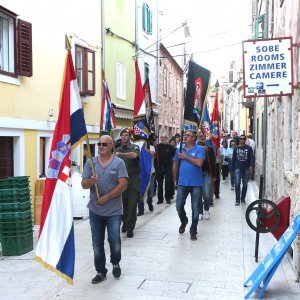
top-left (0, 176), bottom-right (33, 256)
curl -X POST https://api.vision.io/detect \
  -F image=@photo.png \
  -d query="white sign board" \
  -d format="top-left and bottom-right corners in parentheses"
top-left (243, 37), bottom-right (293, 98)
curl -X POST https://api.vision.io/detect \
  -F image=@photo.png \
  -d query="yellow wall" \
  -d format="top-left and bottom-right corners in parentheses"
top-left (24, 130), bottom-right (37, 206)
top-left (0, 0), bottom-right (102, 125)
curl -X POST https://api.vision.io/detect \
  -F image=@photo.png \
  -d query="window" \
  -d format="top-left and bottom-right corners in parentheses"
top-left (0, 6), bottom-right (32, 78)
top-left (116, 62), bottom-right (126, 100)
top-left (142, 3), bottom-right (152, 35)
top-left (163, 67), bottom-right (167, 96)
top-left (254, 14), bottom-right (265, 39)
top-left (75, 45), bottom-right (95, 96)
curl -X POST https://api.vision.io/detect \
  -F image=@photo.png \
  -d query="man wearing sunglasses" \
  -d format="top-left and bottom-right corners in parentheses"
top-left (231, 134), bottom-right (253, 206)
top-left (173, 129), bottom-right (205, 241)
top-left (115, 128), bottom-right (140, 238)
top-left (81, 135), bottom-right (128, 284)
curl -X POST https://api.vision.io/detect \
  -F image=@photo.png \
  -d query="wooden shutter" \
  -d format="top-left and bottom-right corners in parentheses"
top-left (17, 19), bottom-right (33, 77)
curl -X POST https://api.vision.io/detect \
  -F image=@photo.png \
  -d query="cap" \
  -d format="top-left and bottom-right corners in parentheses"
top-left (120, 128), bottom-right (132, 136)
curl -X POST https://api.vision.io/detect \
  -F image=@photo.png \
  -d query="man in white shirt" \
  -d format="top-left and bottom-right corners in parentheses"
top-left (246, 133), bottom-right (255, 151)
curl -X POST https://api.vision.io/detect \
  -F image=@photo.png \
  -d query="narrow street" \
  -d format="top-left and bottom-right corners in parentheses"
top-left (0, 180), bottom-right (299, 300)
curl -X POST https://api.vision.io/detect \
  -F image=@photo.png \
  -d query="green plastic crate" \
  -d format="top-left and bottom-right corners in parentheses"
top-left (0, 209), bottom-right (32, 221)
top-left (0, 195), bottom-right (31, 204)
top-left (0, 218), bottom-right (33, 232)
top-left (0, 188), bottom-right (31, 201)
top-left (0, 231), bottom-right (33, 256)
top-left (0, 201), bottom-right (31, 212)
top-left (0, 227), bottom-right (33, 237)
top-left (0, 176), bottom-right (29, 186)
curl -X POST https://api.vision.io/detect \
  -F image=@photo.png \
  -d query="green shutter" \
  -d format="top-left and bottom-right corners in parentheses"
top-left (149, 10), bottom-right (152, 35)
top-left (142, 3), bottom-right (146, 32)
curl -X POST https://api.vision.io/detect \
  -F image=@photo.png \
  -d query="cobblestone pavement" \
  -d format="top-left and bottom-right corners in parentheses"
top-left (0, 179), bottom-right (299, 299)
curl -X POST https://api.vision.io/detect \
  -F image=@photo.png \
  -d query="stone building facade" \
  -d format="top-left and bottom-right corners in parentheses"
top-left (254, 0), bottom-right (300, 277)
top-left (158, 44), bottom-right (183, 138)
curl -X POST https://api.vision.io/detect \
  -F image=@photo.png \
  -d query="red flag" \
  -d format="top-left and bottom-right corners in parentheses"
top-left (211, 91), bottom-right (220, 150)
top-left (134, 59), bottom-right (145, 116)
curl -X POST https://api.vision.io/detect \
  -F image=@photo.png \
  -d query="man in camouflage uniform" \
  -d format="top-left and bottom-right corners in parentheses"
top-left (115, 128), bottom-right (140, 238)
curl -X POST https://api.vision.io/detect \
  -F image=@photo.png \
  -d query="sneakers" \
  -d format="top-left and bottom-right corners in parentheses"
top-left (231, 186), bottom-right (234, 190)
top-left (241, 200), bottom-right (246, 205)
top-left (157, 200), bottom-right (163, 204)
top-left (148, 203), bottom-right (154, 212)
top-left (235, 202), bottom-right (240, 206)
top-left (137, 211), bottom-right (144, 216)
top-left (204, 210), bottom-right (210, 220)
top-left (112, 263), bottom-right (121, 278)
top-left (190, 233), bottom-right (197, 240)
top-left (166, 199), bottom-right (171, 204)
top-left (199, 214), bottom-right (203, 220)
top-left (179, 223), bottom-right (186, 234)
top-left (127, 230), bottom-right (134, 238)
top-left (91, 273), bottom-right (106, 284)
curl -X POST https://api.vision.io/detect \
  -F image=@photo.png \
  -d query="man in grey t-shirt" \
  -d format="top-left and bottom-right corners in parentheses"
top-left (82, 135), bottom-right (128, 284)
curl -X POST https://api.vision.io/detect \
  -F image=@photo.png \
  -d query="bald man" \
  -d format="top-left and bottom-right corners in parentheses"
top-left (82, 135), bottom-right (128, 284)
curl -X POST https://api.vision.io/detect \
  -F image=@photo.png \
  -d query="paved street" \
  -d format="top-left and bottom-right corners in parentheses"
top-left (0, 180), bottom-right (300, 300)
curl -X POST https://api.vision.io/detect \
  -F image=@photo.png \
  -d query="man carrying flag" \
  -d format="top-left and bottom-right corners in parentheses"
top-left (128, 59), bottom-right (151, 216)
top-left (81, 135), bottom-right (128, 283)
top-left (115, 128), bottom-right (140, 238)
top-left (35, 52), bottom-right (87, 283)
top-left (211, 82), bottom-right (221, 199)
top-left (197, 104), bottom-right (217, 214)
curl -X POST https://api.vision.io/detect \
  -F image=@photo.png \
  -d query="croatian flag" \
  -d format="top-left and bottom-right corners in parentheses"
top-left (35, 52), bottom-right (87, 284)
top-left (100, 71), bottom-right (116, 133)
top-left (133, 59), bottom-right (151, 199)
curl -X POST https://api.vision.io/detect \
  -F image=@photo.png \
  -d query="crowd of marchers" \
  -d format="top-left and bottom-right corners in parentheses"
top-left (80, 128), bottom-right (255, 284)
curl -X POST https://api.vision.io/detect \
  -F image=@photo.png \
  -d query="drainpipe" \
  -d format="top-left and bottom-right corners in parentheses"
top-left (101, 0), bottom-right (105, 71)
top-left (262, 0), bottom-right (269, 198)
top-left (135, 0), bottom-right (139, 54)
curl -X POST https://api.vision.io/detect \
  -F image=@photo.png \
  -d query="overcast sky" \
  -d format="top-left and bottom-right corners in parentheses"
top-left (159, 0), bottom-right (253, 82)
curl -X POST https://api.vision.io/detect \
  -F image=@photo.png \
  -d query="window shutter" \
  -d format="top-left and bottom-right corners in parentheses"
top-left (142, 3), bottom-right (146, 31)
top-left (149, 10), bottom-right (153, 35)
top-left (17, 19), bottom-right (32, 77)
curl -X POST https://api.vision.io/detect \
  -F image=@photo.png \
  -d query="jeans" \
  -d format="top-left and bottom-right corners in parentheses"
top-left (201, 171), bottom-right (213, 213)
top-left (138, 173), bottom-right (155, 213)
top-left (230, 171), bottom-right (235, 188)
top-left (234, 168), bottom-right (249, 203)
top-left (176, 185), bottom-right (202, 234)
top-left (89, 211), bottom-right (122, 275)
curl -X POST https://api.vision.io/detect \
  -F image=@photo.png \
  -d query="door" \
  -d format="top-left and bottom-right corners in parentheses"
top-left (0, 137), bottom-right (13, 177)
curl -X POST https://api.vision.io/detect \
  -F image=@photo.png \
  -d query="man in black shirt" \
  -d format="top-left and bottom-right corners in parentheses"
top-left (154, 134), bottom-right (176, 204)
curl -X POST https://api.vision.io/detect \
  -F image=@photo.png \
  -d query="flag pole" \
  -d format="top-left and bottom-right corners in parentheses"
top-left (65, 34), bottom-right (100, 199)
top-left (85, 138), bottom-right (100, 199)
